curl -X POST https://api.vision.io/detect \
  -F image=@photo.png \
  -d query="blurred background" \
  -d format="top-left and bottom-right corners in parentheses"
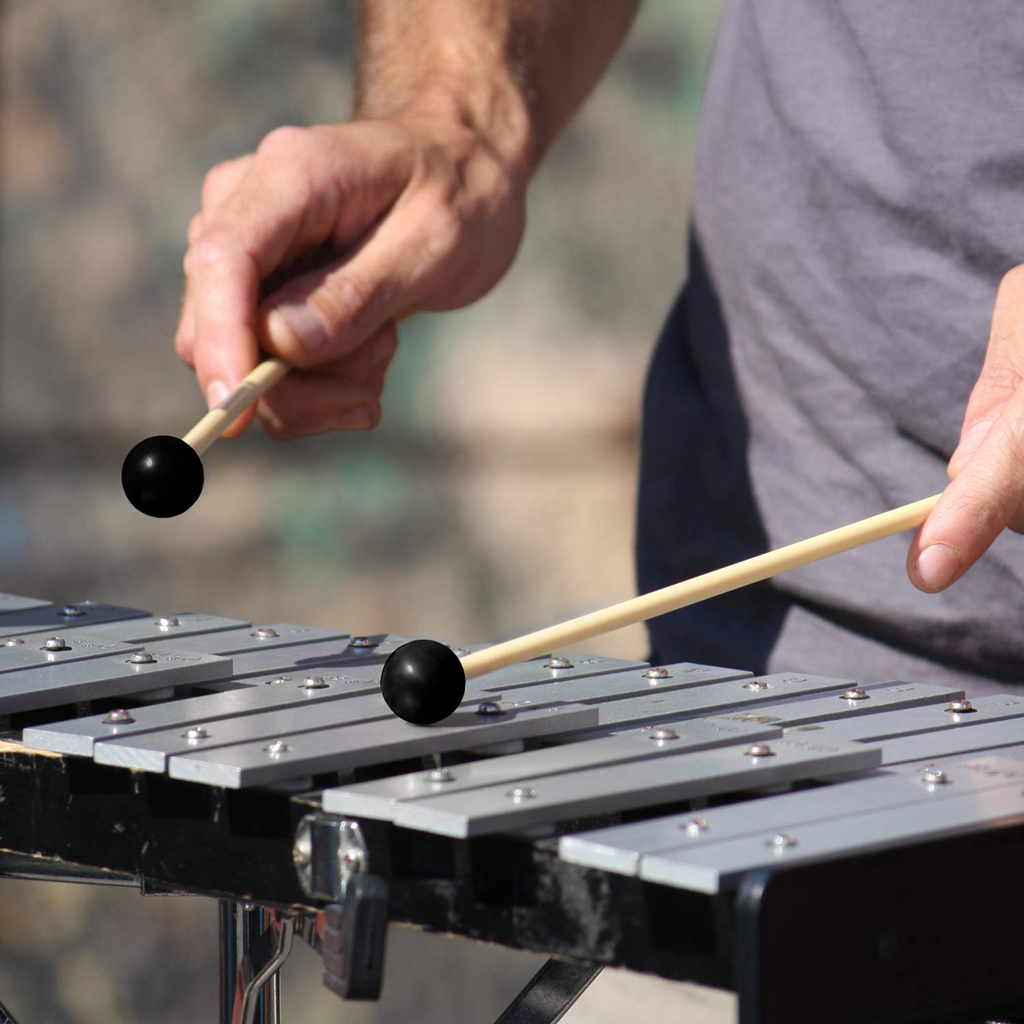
top-left (0, 1), bottom-right (727, 1020)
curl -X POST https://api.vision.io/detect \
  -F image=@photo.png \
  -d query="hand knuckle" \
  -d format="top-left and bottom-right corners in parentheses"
top-left (955, 491), bottom-right (1003, 533)
top-left (185, 231), bottom-right (235, 276)
top-left (201, 165), bottom-right (230, 208)
top-left (257, 125), bottom-right (308, 159)
top-left (427, 205), bottom-right (465, 260)
top-left (976, 361), bottom-right (1023, 397)
top-left (317, 273), bottom-right (375, 333)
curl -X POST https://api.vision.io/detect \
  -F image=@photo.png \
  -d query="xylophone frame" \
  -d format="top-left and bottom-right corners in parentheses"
top-left (2, 739), bottom-right (1024, 1024)
top-left (2, 593), bottom-right (1024, 1024)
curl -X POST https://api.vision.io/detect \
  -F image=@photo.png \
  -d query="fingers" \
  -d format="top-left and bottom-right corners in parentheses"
top-left (909, 385), bottom-right (1024, 591)
top-left (947, 266), bottom-right (1024, 477)
top-left (255, 322), bottom-right (398, 438)
top-left (257, 188), bottom-right (463, 367)
top-left (186, 232), bottom-right (262, 437)
top-left (176, 155), bottom-right (255, 372)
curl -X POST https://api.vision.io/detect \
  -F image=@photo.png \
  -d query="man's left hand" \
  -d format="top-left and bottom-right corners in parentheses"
top-left (908, 265), bottom-right (1024, 591)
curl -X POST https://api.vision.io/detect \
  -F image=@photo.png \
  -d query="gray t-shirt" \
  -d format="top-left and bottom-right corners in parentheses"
top-left (637, 0), bottom-right (1024, 695)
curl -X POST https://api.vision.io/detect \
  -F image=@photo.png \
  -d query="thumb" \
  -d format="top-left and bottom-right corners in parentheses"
top-left (259, 213), bottom-right (430, 367)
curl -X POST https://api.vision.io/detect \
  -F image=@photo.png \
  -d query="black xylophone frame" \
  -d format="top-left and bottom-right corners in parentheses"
top-left (2, 740), bottom-right (1024, 1024)
top-left (1, 591), bottom-right (1024, 1024)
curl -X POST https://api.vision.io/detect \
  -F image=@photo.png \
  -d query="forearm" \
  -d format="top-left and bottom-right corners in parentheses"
top-left (355, 0), bottom-right (641, 175)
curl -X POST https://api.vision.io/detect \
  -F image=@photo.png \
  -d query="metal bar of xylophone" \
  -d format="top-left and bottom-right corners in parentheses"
top-left (1, 592), bottom-right (1023, 1024)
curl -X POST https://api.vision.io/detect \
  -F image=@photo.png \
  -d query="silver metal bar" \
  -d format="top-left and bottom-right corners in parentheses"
top-left (636, 750), bottom-right (1024, 893)
top-left (584, 671), bottom-right (855, 730)
top-left (0, 635), bottom-right (143, 673)
top-left (168, 701), bottom-right (601, 788)
top-left (144, 623), bottom-right (347, 656)
top-left (0, 593), bottom-right (51, 614)
top-left (0, 600), bottom-right (150, 639)
top-left (558, 746), bottom-right (1020, 877)
top-left (795, 692), bottom-right (1024, 744)
top-left (92, 684), bottom-right (479, 772)
top-left (873, 714), bottom-right (1024, 765)
top-left (88, 653), bottom-right (643, 772)
top-left (391, 735), bottom-right (879, 838)
top-left (228, 633), bottom-right (408, 678)
top-left (76, 612), bottom-right (251, 644)
top-left (0, 650), bottom-right (233, 715)
top-left (24, 666), bottom-right (383, 757)
top-left (323, 715), bottom-right (783, 821)
top-left (711, 680), bottom-right (963, 729)
top-left (472, 658), bottom-right (735, 697)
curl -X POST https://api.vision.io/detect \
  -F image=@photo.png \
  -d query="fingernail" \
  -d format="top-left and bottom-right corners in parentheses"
top-left (337, 405), bottom-right (374, 430)
top-left (206, 379), bottom-right (229, 409)
top-left (267, 303), bottom-right (328, 352)
top-left (914, 542), bottom-right (962, 591)
top-left (951, 419), bottom-right (993, 466)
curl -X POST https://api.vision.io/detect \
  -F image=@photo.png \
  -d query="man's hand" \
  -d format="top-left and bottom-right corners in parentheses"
top-left (176, 0), bottom-right (640, 440)
top-left (176, 118), bottom-right (527, 438)
top-left (908, 265), bottom-right (1024, 591)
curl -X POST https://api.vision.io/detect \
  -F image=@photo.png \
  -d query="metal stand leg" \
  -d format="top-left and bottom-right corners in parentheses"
top-left (238, 913), bottom-right (294, 1024)
top-left (220, 902), bottom-right (294, 1024)
top-left (219, 901), bottom-right (239, 1024)
top-left (493, 959), bottom-right (602, 1024)
top-left (0, 997), bottom-right (23, 1024)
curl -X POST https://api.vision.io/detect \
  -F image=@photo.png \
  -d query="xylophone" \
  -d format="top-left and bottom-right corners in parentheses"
top-left (2, 591), bottom-right (1024, 1024)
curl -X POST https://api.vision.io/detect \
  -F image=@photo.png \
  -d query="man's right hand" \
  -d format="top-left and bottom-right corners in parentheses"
top-left (175, 117), bottom-right (528, 438)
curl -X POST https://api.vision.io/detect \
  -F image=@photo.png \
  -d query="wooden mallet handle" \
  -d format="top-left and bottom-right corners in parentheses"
top-left (182, 358), bottom-right (289, 455)
top-left (459, 494), bottom-right (941, 680)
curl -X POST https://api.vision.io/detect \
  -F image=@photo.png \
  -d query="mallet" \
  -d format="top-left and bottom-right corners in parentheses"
top-left (121, 358), bottom-right (288, 517)
top-left (380, 494), bottom-right (942, 723)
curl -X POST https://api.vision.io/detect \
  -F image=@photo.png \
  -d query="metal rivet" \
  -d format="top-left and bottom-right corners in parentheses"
top-left (683, 818), bottom-right (710, 836)
top-left (265, 740), bottom-right (290, 758)
top-left (183, 726), bottom-right (209, 743)
top-left (476, 701), bottom-right (504, 716)
top-left (649, 727), bottom-right (679, 742)
top-left (3, 638), bottom-right (24, 647)
top-left (507, 787), bottom-right (536, 802)
top-left (643, 667), bottom-right (670, 680)
top-left (545, 657), bottom-right (573, 670)
top-left (428, 768), bottom-right (454, 783)
top-left (767, 833), bottom-right (798, 852)
top-left (946, 699), bottom-right (976, 714)
top-left (922, 767), bottom-right (949, 785)
top-left (104, 709), bottom-right (134, 724)
top-left (342, 848), bottom-right (364, 872)
top-left (58, 605), bottom-right (85, 617)
top-left (292, 837), bottom-right (312, 867)
top-left (266, 676), bottom-right (291, 685)
top-left (841, 687), bottom-right (870, 701)
top-left (156, 616), bottom-right (180, 628)
top-left (743, 681), bottom-right (769, 691)
top-left (253, 627), bottom-right (278, 639)
top-left (128, 652), bottom-right (155, 665)
top-left (301, 675), bottom-right (328, 689)
top-left (745, 743), bottom-right (775, 757)
top-left (42, 637), bottom-right (69, 652)
top-left (349, 636), bottom-right (376, 648)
